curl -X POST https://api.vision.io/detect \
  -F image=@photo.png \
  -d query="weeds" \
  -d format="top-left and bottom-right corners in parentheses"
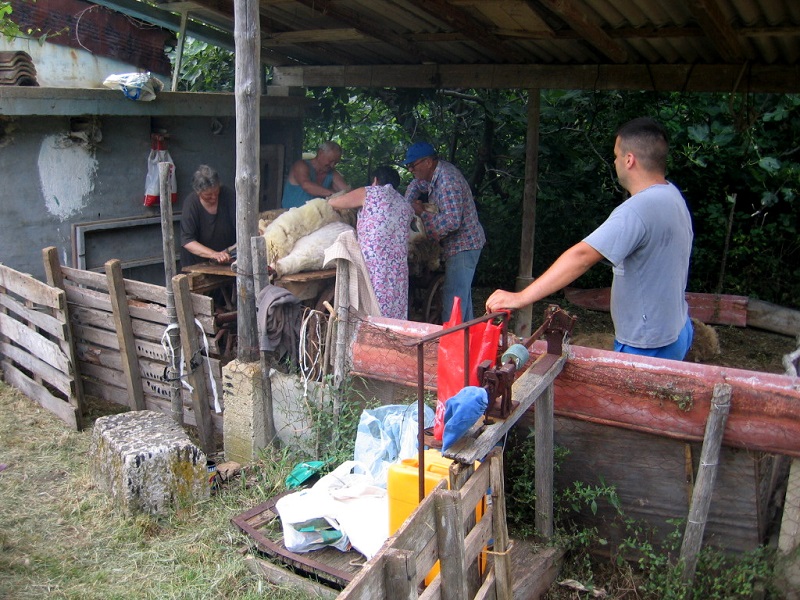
top-left (503, 426), bottom-right (777, 599)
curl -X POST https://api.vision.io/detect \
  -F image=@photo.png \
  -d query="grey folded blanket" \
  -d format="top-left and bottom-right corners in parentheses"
top-left (256, 284), bottom-right (302, 364)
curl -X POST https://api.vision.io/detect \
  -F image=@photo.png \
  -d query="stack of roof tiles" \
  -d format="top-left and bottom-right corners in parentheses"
top-left (0, 51), bottom-right (38, 86)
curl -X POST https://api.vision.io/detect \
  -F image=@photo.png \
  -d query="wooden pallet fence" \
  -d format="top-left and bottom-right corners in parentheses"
top-left (338, 448), bottom-right (512, 600)
top-left (41, 247), bottom-right (223, 437)
top-left (0, 262), bottom-right (85, 429)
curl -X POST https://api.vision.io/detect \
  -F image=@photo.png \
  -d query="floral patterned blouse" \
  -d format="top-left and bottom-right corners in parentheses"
top-left (358, 184), bottom-right (414, 319)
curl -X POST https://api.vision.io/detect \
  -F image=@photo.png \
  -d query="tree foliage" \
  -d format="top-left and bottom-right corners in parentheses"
top-left (304, 87), bottom-right (799, 306)
top-left (169, 44), bottom-right (798, 304)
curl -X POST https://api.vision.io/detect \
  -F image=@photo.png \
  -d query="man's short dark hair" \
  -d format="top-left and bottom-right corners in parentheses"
top-left (373, 165), bottom-right (401, 189)
top-left (616, 117), bottom-right (669, 173)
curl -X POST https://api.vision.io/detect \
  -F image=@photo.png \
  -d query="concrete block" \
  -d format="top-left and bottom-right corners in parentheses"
top-left (90, 410), bottom-right (208, 514)
top-left (269, 369), bottom-right (330, 455)
top-left (223, 359), bottom-right (269, 464)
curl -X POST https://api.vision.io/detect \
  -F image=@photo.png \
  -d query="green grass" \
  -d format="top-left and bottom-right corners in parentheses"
top-left (0, 382), bottom-right (319, 600)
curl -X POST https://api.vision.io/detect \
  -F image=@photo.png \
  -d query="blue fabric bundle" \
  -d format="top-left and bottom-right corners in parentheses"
top-left (442, 386), bottom-right (488, 451)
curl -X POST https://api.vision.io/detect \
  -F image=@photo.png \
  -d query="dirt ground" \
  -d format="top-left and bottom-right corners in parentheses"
top-left (472, 290), bottom-right (798, 375)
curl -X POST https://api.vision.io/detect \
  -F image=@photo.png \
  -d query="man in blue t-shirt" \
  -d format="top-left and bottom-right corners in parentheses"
top-left (486, 117), bottom-right (694, 360)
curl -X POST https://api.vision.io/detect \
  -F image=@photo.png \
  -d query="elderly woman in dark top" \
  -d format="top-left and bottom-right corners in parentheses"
top-left (180, 165), bottom-right (236, 268)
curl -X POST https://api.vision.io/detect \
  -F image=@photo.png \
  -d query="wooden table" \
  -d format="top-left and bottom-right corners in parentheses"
top-left (183, 262), bottom-right (336, 304)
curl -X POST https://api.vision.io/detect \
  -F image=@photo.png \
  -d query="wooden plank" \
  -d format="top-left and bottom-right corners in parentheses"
top-left (748, 298), bottom-right (800, 337)
top-left (435, 490), bottom-right (469, 600)
top-left (62, 264), bottom-right (214, 320)
top-left (272, 63), bottom-right (800, 94)
top-left (2, 360), bottom-right (78, 429)
top-left (105, 260), bottom-right (146, 411)
top-left (75, 341), bottom-right (222, 398)
top-left (81, 379), bottom-right (223, 432)
top-left (0, 340), bottom-right (73, 397)
top-left (41, 247), bottom-right (86, 429)
top-left (173, 274), bottom-right (215, 453)
top-left (0, 292), bottom-right (68, 339)
top-left (0, 312), bottom-right (70, 374)
top-left (563, 287), bottom-right (749, 327)
top-left (243, 556), bottom-right (337, 600)
top-left (490, 451), bottom-right (512, 600)
top-left (444, 354), bottom-right (566, 465)
top-left (509, 542), bottom-right (565, 600)
top-left (0, 264), bottom-right (63, 310)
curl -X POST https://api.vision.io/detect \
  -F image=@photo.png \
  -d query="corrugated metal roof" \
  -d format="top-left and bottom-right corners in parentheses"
top-left (93, 0), bottom-right (800, 91)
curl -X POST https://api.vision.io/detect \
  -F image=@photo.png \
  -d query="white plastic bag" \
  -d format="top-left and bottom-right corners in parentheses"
top-left (102, 72), bottom-right (164, 101)
top-left (275, 460), bottom-right (389, 559)
top-left (144, 136), bottom-right (177, 206)
top-left (353, 403), bottom-right (435, 488)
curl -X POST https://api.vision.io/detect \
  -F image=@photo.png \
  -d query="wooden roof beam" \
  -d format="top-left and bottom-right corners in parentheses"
top-left (686, 0), bottom-right (746, 63)
top-left (532, 0), bottom-right (628, 63)
top-left (263, 28), bottom-right (369, 45)
top-left (290, 0), bottom-right (431, 63)
top-left (272, 63), bottom-right (800, 93)
top-left (406, 0), bottom-right (527, 63)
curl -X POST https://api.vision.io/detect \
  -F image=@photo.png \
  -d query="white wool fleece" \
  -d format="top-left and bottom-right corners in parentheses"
top-left (262, 198), bottom-right (343, 262)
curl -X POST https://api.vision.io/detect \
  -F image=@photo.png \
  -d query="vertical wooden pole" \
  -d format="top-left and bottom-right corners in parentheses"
top-left (680, 383), bottom-right (732, 584)
top-left (173, 274), bottom-right (215, 455)
top-left (251, 235), bottom-right (276, 446)
top-left (514, 89), bottom-right (541, 338)
top-left (234, 0), bottom-right (261, 362)
top-left (490, 450), bottom-right (513, 600)
top-left (42, 246), bottom-right (86, 428)
top-left (170, 10), bottom-right (189, 92)
top-left (535, 383), bottom-right (554, 538)
top-left (105, 259), bottom-right (146, 411)
top-left (160, 161), bottom-right (184, 424)
top-left (435, 490), bottom-right (469, 600)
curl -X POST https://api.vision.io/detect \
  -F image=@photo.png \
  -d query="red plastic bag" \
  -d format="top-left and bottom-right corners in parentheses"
top-left (433, 297), bottom-right (501, 440)
top-left (144, 135), bottom-right (177, 206)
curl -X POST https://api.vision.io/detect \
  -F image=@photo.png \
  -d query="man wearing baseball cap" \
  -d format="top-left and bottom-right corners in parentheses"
top-left (403, 142), bottom-right (485, 322)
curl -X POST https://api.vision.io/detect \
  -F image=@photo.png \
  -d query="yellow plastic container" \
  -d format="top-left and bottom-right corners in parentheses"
top-left (388, 449), bottom-right (485, 584)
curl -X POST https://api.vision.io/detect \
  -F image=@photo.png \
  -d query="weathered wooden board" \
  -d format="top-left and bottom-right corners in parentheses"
top-left (0, 312), bottom-right (71, 374)
top-left (2, 360), bottom-right (78, 428)
top-left (0, 340), bottom-right (73, 396)
top-left (0, 264), bottom-right (64, 309)
top-left (534, 416), bottom-right (768, 553)
top-left (0, 292), bottom-right (68, 339)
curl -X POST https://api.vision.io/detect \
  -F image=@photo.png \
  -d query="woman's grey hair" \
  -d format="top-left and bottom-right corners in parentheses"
top-left (191, 165), bottom-right (220, 193)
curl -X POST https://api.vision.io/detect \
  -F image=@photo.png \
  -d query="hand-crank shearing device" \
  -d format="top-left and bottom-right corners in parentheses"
top-left (480, 305), bottom-right (577, 420)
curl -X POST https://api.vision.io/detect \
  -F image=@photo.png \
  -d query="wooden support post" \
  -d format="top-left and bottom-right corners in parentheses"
top-left (172, 274), bottom-right (215, 455)
top-left (680, 382), bottom-right (732, 584)
top-left (251, 235), bottom-right (276, 446)
top-left (435, 490), bottom-right (469, 600)
top-left (535, 383), bottom-right (554, 538)
top-left (233, 0), bottom-right (261, 362)
top-left (450, 461), bottom-right (480, 596)
top-left (514, 88), bottom-right (541, 338)
top-left (160, 161), bottom-right (184, 425)
top-left (490, 451), bottom-right (513, 600)
top-left (42, 246), bottom-right (86, 428)
top-left (383, 548), bottom-right (417, 600)
top-left (104, 259), bottom-right (146, 411)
